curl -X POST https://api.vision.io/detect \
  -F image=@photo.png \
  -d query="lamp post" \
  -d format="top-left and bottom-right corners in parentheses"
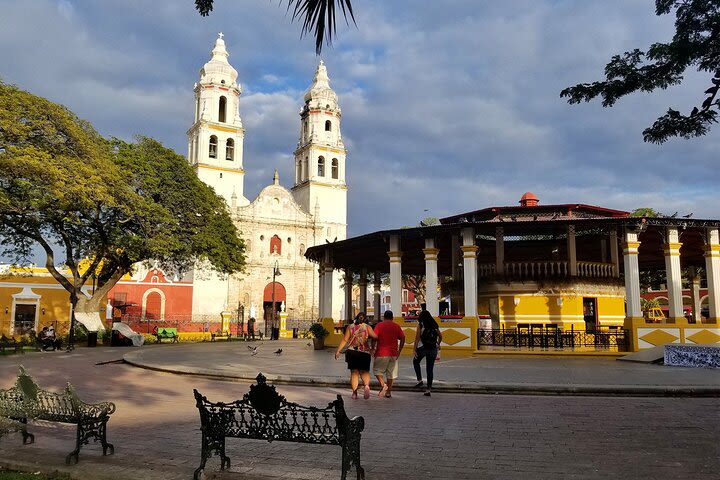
top-left (270, 260), bottom-right (281, 340)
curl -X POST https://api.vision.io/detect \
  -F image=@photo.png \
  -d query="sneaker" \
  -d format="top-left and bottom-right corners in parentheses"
top-left (351, 390), bottom-right (358, 400)
top-left (424, 390), bottom-right (431, 397)
top-left (385, 391), bottom-right (392, 398)
top-left (413, 381), bottom-right (424, 389)
top-left (363, 385), bottom-right (370, 399)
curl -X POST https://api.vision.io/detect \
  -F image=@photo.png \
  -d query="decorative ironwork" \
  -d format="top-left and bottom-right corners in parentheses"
top-left (477, 327), bottom-right (629, 351)
top-left (0, 366), bottom-right (115, 464)
top-left (194, 372), bottom-right (365, 480)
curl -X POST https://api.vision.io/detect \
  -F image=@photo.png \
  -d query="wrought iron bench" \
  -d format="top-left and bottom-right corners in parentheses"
top-left (0, 366), bottom-right (115, 464)
top-left (0, 335), bottom-right (24, 355)
top-left (153, 327), bottom-right (179, 343)
top-left (193, 373), bottom-right (365, 480)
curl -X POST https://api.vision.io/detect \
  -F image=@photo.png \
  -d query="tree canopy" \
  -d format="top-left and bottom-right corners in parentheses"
top-left (194, 0), bottom-right (355, 54)
top-left (561, 0), bottom-right (720, 143)
top-left (0, 81), bottom-right (245, 317)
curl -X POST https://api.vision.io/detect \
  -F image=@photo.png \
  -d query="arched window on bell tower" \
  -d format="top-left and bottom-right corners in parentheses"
top-left (219, 96), bottom-right (227, 123)
top-left (331, 158), bottom-right (339, 179)
top-left (225, 139), bottom-right (234, 160)
top-left (317, 156), bottom-right (325, 177)
top-left (325, 120), bottom-right (332, 131)
top-left (296, 160), bottom-right (302, 183)
top-left (209, 135), bottom-right (218, 158)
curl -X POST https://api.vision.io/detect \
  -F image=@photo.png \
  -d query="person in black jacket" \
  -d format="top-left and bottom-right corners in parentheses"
top-left (412, 310), bottom-right (442, 396)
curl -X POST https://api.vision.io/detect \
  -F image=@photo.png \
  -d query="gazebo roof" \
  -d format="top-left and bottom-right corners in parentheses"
top-left (306, 214), bottom-right (720, 275)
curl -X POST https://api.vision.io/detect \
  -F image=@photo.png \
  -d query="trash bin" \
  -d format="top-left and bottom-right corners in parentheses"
top-left (87, 331), bottom-right (98, 348)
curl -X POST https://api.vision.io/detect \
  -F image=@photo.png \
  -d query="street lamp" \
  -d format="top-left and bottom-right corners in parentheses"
top-left (270, 260), bottom-right (281, 339)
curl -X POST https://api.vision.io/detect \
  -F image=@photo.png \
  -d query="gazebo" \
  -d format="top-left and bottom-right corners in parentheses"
top-left (306, 194), bottom-right (720, 353)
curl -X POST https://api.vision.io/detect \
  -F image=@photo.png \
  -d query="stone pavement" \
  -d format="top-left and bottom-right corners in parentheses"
top-left (124, 339), bottom-right (720, 396)
top-left (0, 345), bottom-right (719, 480)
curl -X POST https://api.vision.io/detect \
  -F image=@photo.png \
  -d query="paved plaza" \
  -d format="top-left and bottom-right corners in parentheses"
top-left (0, 343), bottom-right (719, 479)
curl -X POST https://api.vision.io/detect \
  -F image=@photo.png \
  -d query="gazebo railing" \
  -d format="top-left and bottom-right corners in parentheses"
top-left (477, 261), bottom-right (616, 280)
top-left (477, 326), bottom-right (628, 351)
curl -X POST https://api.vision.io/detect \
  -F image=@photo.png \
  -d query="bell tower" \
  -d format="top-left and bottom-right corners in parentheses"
top-left (291, 61), bottom-right (347, 239)
top-left (187, 33), bottom-right (248, 206)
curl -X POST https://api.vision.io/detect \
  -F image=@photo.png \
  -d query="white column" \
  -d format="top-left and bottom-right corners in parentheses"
top-left (388, 235), bottom-right (402, 318)
top-left (568, 224), bottom-right (577, 276)
top-left (318, 265), bottom-right (325, 318)
top-left (358, 268), bottom-right (368, 316)
top-left (461, 228), bottom-right (478, 318)
top-left (344, 268), bottom-right (353, 323)
top-left (322, 251), bottom-right (334, 319)
top-left (690, 267), bottom-right (701, 323)
top-left (609, 228), bottom-right (620, 277)
top-left (663, 227), bottom-right (684, 323)
top-left (622, 230), bottom-right (642, 320)
top-left (495, 227), bottom-right (504, 275)
top-left (373, 271), bottom-right (382, 321)
top-left (423, 238), bottom-right (439, 316)
top-left (704, 228), bottom-right (720, 323)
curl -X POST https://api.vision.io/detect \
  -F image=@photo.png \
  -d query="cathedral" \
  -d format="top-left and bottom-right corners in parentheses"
top-left (186, 34), bottom-right (347, 333)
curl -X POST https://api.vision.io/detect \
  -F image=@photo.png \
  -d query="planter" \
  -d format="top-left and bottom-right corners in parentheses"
top-left (312, 337), bottom-right (325, 350)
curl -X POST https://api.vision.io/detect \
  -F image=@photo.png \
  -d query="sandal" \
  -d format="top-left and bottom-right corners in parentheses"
top-left (363, 385), bottom-right (370, 399)
top-left (378, 386), bottom-right (387, 397)
top-left (351, 390), bottom-right (358, 400)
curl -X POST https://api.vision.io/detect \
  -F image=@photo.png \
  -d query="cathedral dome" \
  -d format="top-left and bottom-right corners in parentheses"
top-left (199, 33), bottom-right (238, 87)
top-left (519, 192), bottom-right (539, 207)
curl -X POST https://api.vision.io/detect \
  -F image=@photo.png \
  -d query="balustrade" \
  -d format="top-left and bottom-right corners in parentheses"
top-left (477, 261), bottom-right (615, 280)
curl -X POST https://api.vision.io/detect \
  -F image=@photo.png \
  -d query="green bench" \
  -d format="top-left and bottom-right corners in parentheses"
top-left (154, 327), bottom-right (179, 343)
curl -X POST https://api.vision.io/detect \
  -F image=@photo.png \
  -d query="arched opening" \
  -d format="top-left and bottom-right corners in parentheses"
top-left (263, 281), bottom-right (286, 338)
top-left (219, 96), bottom-right (227, 123)
top-left (144, 292), bottom-right (162, 320)
top-left (331, 158), bottom-right (339, 179)
top-left (296, 160), bottom-right (302, 183)
top-left (270, 234), bottom-right (282, 255)
top-left (317, 156), bottom-right (325, 177)
top-left (209, 135), bottom-right (218, 158)
top-left (225, 138), bottom-right (234, 161)
top-left (325, 120), bottom-right (332, 131)
top-left (303, 157), bottom-right (309, 180)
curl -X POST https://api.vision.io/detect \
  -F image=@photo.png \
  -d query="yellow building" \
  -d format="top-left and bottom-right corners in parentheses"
top-left (0, 266), bottom-right (94, 337)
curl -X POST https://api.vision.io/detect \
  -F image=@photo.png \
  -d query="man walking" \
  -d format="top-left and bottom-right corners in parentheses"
top-left (373, 310), bottom-right (405, 398)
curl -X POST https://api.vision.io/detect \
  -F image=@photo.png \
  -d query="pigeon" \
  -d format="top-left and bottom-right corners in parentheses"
top-left (250, 346), bottom-right (259, 356)
top-left (306, 342), bottom-right (312, 348)
top-left (274, 348), bottom-right (283, 355)
top-left (247, 345), bottom-right (255, 351)
top-left (682, 213), bottom-right (693, 218)
top-left (669, 212), bottom-right (678, 218)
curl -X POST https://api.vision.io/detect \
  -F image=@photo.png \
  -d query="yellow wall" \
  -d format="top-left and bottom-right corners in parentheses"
top-left (0, 268), bottom-right (108, 337)
top-left (488, 292), bottom-right (625, 330)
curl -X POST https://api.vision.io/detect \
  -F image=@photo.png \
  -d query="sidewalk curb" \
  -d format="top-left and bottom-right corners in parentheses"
top-left (123, 353), bottom-right (720, 398)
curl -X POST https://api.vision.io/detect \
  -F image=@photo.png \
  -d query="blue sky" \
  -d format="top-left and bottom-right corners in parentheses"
top-left (1, 0), bottom-right (718, 237)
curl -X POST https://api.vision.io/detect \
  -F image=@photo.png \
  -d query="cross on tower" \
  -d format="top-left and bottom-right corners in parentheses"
top-left (218, 32), bottom-right (224, 39)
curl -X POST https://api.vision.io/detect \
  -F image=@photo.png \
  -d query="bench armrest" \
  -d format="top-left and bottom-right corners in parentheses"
top-left (65, 384), bottom-right (116, 418)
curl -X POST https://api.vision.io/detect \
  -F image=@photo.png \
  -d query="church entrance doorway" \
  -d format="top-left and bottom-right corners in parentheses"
top-left (263, 282), bottom-right (286, 339)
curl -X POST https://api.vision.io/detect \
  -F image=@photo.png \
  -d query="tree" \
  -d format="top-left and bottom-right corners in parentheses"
top-left (0, 82), bottom-right (245, 337)
top-left (194, 0), bottom-right (355, 54)
top-left (630, 207), bottom-right (662, 217)
top-left (561, 1), bottom-right (720, 143)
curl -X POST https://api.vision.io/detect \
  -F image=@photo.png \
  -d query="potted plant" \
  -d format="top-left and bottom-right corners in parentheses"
top-left (308, 323), bottom-right (329, 350)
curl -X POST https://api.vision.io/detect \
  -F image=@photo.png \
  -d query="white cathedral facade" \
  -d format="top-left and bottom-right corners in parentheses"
top-left (186, 34), bottom-right (347, 330)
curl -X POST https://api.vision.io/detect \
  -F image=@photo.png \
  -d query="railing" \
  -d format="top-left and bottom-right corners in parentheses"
top-left (477, 326), bottom-right (628, 351)
top-left (577, 261), bottom-right (615, 278)
top-left (477, 261), bottom-right (616, 280)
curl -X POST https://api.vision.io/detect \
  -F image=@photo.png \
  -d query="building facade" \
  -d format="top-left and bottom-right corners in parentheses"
top-left (188, 35), bottom-right (347, 328)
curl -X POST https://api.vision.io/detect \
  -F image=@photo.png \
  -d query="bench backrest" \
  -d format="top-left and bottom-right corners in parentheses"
top-left (194, 374), bottom-right (359, 445)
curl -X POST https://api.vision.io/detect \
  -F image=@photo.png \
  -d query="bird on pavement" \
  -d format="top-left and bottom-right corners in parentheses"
top-left (306, 342), bottom-right (312, 348)
top-left (274, 348), bottom-right (283, 355)
top-left (247, 345), bottom-right (255, 351)
top-left (250, 346), bottom-right (259, 356)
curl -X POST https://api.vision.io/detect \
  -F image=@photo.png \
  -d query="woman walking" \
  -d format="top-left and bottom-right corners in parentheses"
top-left (412, 310), bottom-right (442, 396)
top-left (335, 312), bottom-right (377, 399)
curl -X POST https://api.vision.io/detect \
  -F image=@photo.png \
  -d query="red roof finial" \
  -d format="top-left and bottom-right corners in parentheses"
top-left (520, 192), bottom-right (539, 207)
